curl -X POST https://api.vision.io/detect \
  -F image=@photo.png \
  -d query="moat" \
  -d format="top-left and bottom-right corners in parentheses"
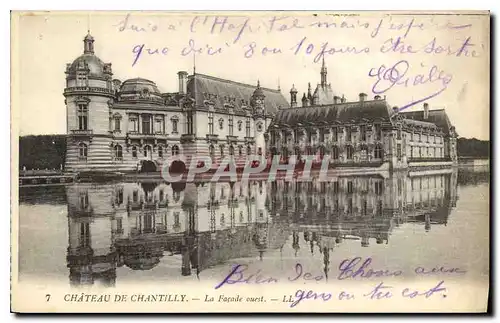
top-left (18, 167), bottom-right (489, 288)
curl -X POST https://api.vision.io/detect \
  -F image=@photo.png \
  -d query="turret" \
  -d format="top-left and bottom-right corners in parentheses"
top-left (290, 84), bottom-right (298, 108)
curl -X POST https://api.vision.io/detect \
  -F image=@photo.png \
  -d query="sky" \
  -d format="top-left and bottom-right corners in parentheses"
top-left (12, 11), bottom-right (490, 140)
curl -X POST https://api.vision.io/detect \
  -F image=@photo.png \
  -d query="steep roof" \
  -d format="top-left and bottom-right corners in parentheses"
top-left (313, 84), bottom-right (335, 105)
top-left (272, 99), bottom-right (393, 127)
top-left (186, 73), bottom-right (288, 114)
top-left (400, 109), bottom-right (452, 134)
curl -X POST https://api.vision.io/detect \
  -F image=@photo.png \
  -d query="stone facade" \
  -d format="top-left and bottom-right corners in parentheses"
top-left (64, 33), bottom-right (286, 173)
top-left (268, 60), bottom-right (458, 170)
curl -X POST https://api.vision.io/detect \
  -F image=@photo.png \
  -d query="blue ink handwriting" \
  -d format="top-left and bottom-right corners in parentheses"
top-left (214, 264), bottom-right (279, 289)
top-left (338, 257), bottom-right (403, 280)
top-left (368, 60), bottom-right (453, 111)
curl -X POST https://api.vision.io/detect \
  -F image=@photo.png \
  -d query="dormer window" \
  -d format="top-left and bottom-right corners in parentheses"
top-left (237, 120), bottom-right (243, 131)
top-left (141, 88), bottom-right (150, 98)
top-left (76, 72), bottom-right (88, 87)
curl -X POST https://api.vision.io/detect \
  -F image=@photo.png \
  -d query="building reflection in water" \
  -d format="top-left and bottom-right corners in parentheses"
top-left (65, 169), bottom-right (459, 287)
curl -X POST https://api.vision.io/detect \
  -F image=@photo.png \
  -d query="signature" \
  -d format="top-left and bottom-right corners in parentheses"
top-left (368, 60), bottom-right (453, 111)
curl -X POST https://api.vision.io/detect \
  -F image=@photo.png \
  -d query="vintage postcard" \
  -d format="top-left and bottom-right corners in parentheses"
top-left (11, 11), bottom-right (490, 313)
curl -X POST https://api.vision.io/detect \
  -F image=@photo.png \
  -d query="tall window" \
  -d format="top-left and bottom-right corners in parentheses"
top-left (332, 127), bottom-right (338, 141)
top-left (132, 146), bottom-right (137, 158)
top-left (142, 115), bottom-right (151, 134)
top-left (346, 145), bottom-right (354, 159)
top-left (397, 128), bottom-right (402, 140)
top-left (374, 124), bottom-right (382, 140)
top-left (360, 125), bottom-right (366, 141)
top-left (171, 116), bottom-right (179, 134)
top-left (209, 145), bottom-right (215, 159)
top-left (220, 145), bottom-right (225, 158)
top-left (158, 146), bottom-right (163, 158)
top-left (229, 145), bottom-right (234, 156)
top-left (332, 146), bottom-right (339, 160)
top-left (229, 116), bottom-right (234, 136)
top-left (143, 145), bottom-right (152, 158)
top-left (208, 112), bottom-right (214, 134)
top-left (219, 118), bottom-right (224, 130)
top-left (374, 144), bottom-right (384, 159)
top-left (237, 120), bottom-right (242, 132)
top-left (246, 145), bottom-right (251, 156)
top-left (397, 143), bottom-right (402, 161)
top-left (114, 145), bottom-right (123, 160)
top-left (114, 117), bottom-right (121, 131)
top-left (346, 127), bottom-right (352, 142)
top-left (172, 145), bottom-right (180, 156)
top-left (129, 117), bottom-right (138, 132)
top-left (186, 111), bottom-right (194, 134)
top-left (246, 117), bottom-right (251, 137)
top-left (78, 143), bottom-right (88, 160)
top-left (155, 117), bottom-right (163, 133)
top-left (77, 104), bottom-right (88, 130)
top-left (239, 146), bottom-right (243, 156)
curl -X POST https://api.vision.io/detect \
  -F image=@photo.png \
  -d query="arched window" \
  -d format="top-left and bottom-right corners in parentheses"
top-left (374, 144), bottom-right (384, 159)
top-left (114, 145), bottom-right (123, 160)
top-left (78, 143), bottom-right (88, 160)
top-left (158, 146), bottom-right (163, 158)
top-left (346, 145), bottom-right (354, 160)
top-left (332, 146), bottom-right (339, 160)
top-left (132, 146), bottom-right (137, 158)
top-left (172, 145), bottom-right (180, 156)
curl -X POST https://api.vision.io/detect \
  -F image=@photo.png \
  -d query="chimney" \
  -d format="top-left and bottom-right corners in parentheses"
top-left (333, 96), bottom-right (340, 104)
top-left (177, 71), bottom-right (188, 95)
top-left (302, 93), bottom-right (309, 107)
top-left (374, 95), bottom-right (381, 100)
top-left (359, 93), bottom-right (367, 102)
top-left (341, 95), bottom-right (346, 103)
top-left (393, 106), bottom-right (399, 114)
top-left (423, 102), bottom-right (429, 119)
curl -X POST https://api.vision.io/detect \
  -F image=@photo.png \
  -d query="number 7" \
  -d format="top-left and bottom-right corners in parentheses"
top-left (45, 294), bottom-right (51, 302)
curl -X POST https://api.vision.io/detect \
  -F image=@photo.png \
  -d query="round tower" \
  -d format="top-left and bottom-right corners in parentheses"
top-left (64, 32), bottom-right (115, 172)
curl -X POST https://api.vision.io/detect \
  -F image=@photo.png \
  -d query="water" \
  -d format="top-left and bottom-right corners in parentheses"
top-left (18, 168), bottom-right (489, 288)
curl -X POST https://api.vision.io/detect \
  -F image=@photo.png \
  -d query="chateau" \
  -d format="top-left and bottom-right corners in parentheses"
top-left (64, 33), bottom-right (286, 173)
top-left (269, 59), bottom-right (459, 170)
top-left (64, 32), bottom-right (458, 173)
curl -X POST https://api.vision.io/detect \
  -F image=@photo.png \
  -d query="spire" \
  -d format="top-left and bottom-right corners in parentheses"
top-left (193, 50), bottom-right (196, 75)
top-left (320, 56), bottom-right (327, 87)
top-left (83, 31), bottom-right (95, 55)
